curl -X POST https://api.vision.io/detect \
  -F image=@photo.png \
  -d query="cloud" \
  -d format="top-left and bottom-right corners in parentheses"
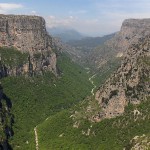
top-left (45, 0), bottom-right (150, 36)
top-left (95, 0), bottom-right (150, 13)
top-left (31, 10), bottom-right (37, 15)
top-left (87, 0), bottom-right (150, 35)
top-left (69, 10), bottom-right (87, 15)
top-left (0, 3), bottom-right (23, 14)
top-left (45, 15), bottom-right (113, 36)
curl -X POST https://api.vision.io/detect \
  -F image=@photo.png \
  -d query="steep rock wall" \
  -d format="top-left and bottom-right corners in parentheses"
top-left (89, 19), bottom-right (150, 70)
top-left (94, 36), bottom-right (150, 121)
top-left (107, 18), bottom-right (150, 53)
top-left (0, 14), bottom-right (57, 77)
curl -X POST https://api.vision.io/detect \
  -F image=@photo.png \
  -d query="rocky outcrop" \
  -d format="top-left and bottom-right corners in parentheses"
top-left (126, 134), bottom-right (150, 150)
top-left (94, 36), bottom-right (150, 121)
top-left (90, 19), bottom-right (150, 70)
top-left (108, 19), bottom-right (150, 51)
top-left (0, 14), bottom-right (57, 77)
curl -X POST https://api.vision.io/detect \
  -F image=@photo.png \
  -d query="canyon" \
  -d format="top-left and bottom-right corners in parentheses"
top-left (0, 15), bottom-right (149, 149)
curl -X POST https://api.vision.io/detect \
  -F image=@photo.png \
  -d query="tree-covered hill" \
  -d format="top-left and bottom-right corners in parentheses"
top-left (0, 47), bottom-right (93, 149)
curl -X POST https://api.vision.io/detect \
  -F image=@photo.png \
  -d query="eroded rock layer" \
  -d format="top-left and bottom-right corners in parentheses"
top-left (90, 19), bottom-right (150, 70)
top-left (95, 36), bottom-right (150, 121)
top-left (0, 14), bottom-right (57, 77)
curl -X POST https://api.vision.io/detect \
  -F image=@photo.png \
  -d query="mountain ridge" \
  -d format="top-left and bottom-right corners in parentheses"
top-left (48, 27), bottom-right (84, 42)
top-left (88, 18), bottom-right (150, 70)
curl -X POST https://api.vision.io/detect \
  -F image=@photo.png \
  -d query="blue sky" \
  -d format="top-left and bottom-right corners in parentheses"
top-left (0, 0), bottom-right (150, 36)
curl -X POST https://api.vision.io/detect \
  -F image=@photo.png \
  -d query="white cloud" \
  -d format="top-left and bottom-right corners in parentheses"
top-left (45, 12), bottom-right (120, 36)
top-left (43, 0), bottom-right (150, 36)
top-left (0, 3), bottom-right (23, 14)
top-left (45, 10), bottom-right (150, 36)
top-left (31, 10), bottom-right (37, 15)
top-left (89, 0), bottom-right (150, 35)
top-left (45, 14), bottom-right (118, 36)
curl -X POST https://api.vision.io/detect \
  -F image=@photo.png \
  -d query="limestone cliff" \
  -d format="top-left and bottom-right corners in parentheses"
top-left (0, 14), bottom-right (57, 77)
top-left (90, 19), bottom-right (150, 70)
top-left (107, 18), bottom-right (150, 53)
top-left (94, 36), bottom-right (150, 121)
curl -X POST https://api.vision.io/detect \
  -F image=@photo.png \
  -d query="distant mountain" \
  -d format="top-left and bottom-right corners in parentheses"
top-left (65, 33), bottom-right (116, 68)
top-left (28, 18), bottom-right (150, 150)
top-left (68, 33), bottom-right (115, 48)
top-left (47, 27), bottom-right (84, 42)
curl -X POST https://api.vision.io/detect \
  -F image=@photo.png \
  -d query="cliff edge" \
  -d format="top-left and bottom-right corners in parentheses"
top-left (0, 14), bottom-right (57, 77)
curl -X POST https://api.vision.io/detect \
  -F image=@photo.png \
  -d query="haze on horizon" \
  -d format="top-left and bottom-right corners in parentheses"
top-left (0, 0), bottom-right (150, 36)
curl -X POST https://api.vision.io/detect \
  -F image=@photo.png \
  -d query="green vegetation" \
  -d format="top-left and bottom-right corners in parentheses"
top-left (0, 47), bottom-right (149, 150)
top-left (0, 101), bottom-right (12, 141)
top-left (142, 56), bottom-right (150, 65)
top-left (0, 47), bottom-right (28, 66)
top-left (1, 51), bottom-right (93, 149)
top-left (37, 97), bottom-right (150, 150)
top-left (33, 53), bottom-right (41, 60)
top-left (68, 34), bottom-right (114, 49)
top-left (93, 58), bottom-right (121, 88)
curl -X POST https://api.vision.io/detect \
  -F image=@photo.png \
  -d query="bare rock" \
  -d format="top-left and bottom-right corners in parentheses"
top-left (95, 36), bottom-right (150, 121)
top-left (90, 18), bottom-right (150, 70)
top-left (0, 14), bottom-right (57, 77)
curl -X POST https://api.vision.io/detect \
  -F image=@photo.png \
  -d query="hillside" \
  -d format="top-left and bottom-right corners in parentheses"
top-left (88, 18), bottom-right (150, 70)
top-left (48, 27), bottom-right (84, 42)
top-left (0, 14), bottom-right (93, 149)
top-left (68, 33), bottom-right (115, 48)
top-left (95, 36), bottom-right (150, 120)
top-left (34, 97), bottom-right (150, 150)
top-left (0, 83), bottom-right (13, 149)
top-left (35, 30), bottom-right (150, 150)
top-left (0, 14), bottom-right (150, 150)
top-left (65, 34), bottom-right (115, 68)
top-left (0, 48), bottom-right (93, 149)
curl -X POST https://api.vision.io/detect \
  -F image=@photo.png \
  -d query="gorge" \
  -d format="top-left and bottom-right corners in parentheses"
top-left (0, 14), bottom-right (149, 150)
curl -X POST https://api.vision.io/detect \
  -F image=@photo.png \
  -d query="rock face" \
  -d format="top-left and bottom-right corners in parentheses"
top-left (95, 36), bottom-right (150, 121)
top-left (127, 134), bottom-right (150, 150)
top-left (0, 14), bottom-right (57, 77)
top-left (90, 19), bottom-right (150, 70)
top-left (107, 19), bottom-right (150, 53)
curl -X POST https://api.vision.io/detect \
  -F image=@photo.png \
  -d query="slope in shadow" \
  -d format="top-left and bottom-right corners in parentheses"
top-left (0, 84), bottom-right (14, 150)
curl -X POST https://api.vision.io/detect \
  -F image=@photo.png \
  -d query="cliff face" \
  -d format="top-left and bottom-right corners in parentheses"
top-left (95, 36), bottom-right (150, 121)
top-left (93, 19), bottom-right (150, 121)
top-left (0, 14), bottom-right (57, 77)
top-left (89, 19), bottom-right (150, 70)
top-left (107, 19), bottom-right (150, 53)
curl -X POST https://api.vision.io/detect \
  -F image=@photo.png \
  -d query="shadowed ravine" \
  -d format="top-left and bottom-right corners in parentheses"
top-left (0, 84), bottom-right (14, 150)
